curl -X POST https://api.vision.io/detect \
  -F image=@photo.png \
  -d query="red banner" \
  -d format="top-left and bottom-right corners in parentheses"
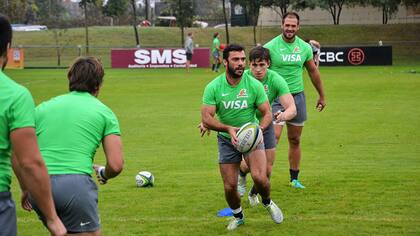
top-left (111, 48), bottom-right (210, 68)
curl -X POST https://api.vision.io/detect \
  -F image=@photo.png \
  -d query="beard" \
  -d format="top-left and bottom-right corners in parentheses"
top-left (283, 31), bottom-right (296, 40)
top-left (227, 63), bottom-right (244, 79)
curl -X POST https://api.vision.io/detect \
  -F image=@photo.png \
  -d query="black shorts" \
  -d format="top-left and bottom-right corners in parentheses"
top-left (186, 52), bottom-right (193, 61)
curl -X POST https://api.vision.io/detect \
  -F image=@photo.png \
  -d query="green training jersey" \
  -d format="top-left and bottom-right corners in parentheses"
top-left (243, 69), bottom-right (290, 119)
top-left (212, 37), bottom-right (220, 53)
top-left (264, 35), bottom-right (313, 94)
top-left (35, 91), bottom-right (120, 175)
top-left (202, 72), bottom-right (268, 138)
top-left (0, 70), bottom-right (35, 192)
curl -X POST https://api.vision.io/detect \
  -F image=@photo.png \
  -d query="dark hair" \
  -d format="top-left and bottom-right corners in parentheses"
top-left (0, 14), bottom-right (12, 57)
top-left (223, 44), bottom-right (245, 60)
top-left (213, 32), bottom-right (219, 38)
top-left (187, 32), bottom-right (192, 36)
top-left (249, 46), bottom-right (271, 63)
top-left (282, 12), bottom-right (300, 24)
top-left (67, 57), bottom-right (104, 94)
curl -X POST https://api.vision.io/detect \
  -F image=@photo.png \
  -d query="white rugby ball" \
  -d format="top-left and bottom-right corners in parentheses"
top-left (236, 122), bottom-right (263, 153)
top-left (135, 171), bottom-right (154, 187)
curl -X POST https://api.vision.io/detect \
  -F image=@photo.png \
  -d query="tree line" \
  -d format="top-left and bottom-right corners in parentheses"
top-left (1, 0), bottom-right (418, 51)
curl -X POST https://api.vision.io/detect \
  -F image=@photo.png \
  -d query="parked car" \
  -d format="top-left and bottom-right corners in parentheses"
top-left (12, 24), bottom-right (48, 31)
top-left (213, 23), bottom-right (231, 29)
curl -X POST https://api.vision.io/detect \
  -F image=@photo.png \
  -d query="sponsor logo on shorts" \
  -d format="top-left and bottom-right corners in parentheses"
top-left (80, 221), bottom-right (91, 227)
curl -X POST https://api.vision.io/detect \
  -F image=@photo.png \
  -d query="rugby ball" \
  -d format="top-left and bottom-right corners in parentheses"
top-left (236, 122), bottom-right (263, 153)
top-left (135, 171), bottom-right (154, 187)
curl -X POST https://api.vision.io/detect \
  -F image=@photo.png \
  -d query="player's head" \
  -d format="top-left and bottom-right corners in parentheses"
top-left (67, 57), bottom-right (104, 96)
top-left (223, 44), bottom-right (245, 79)
top-left (281, 12), bottom-right (300, 40)
top-left (249, 46), bottom-right (271, 81)
top-left (213, 32), bottom-right (219, 38)
top-left (188, 32), bottom-right (193, 37)
top-left (0, 14), bottom-right (12, 70)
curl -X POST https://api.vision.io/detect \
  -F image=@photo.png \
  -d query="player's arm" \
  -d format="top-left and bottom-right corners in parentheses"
top-left (10, 127), bottom-right (66, 236)
top-left (256, 101), bottom-right (272, 131)
top-left (275, 94), bottom-right (296, 122)
top-left (201, 105), bottom-right (238, 144)
top-left (94, 134), bottom-right (124, 184)
top-left (304, 60), bottom-right (326, 111)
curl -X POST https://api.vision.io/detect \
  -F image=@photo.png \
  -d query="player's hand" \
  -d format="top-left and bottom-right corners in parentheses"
top-left (316, 97), bottom-right (326, 111)
top-left (274, 111), bottom-right (284, 123)
top-left (20, 191), bottom-right (32, 212)
top-left (46, 217), bottom-right (67, 236)
top-left (228, 126), bottom-right (240, 147)
top-left (197, 122), bottom-right (211, 137)
top-left (93, 164), bottom-right (107, 184)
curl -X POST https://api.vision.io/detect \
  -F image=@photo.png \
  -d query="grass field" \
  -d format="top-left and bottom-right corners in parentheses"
top-left (6, 64), bottom-right (420, 235)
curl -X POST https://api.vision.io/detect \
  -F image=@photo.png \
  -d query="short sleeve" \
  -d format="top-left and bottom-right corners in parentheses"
top-left (273, 73), bottom-right (290, 97)
top-left (202, 84), bottom-right (216, 106)
top-left (305, 43), bottom-right (313, 62)
top-left (103, 109), bottom-right (121, 137)
top-left (9, 88), bottom-right (35, 131)
top-left (255, 82), bottom-right (268, 106)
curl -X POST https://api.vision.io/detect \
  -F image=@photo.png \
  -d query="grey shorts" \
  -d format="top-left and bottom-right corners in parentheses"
top-left (217, 134), bottom-right (264, 164)
top-left (272, 91), bottom-right (307, 126)
top-left (30, 174), bottom-right (100, 233)
top-left (263, 123), bottom-right (276, 149)
top-left (212, 51), bottom-right (219, 59)
top-left (0, 192), bottom-right (17, 236)
top-left (186, 52), bottom-right (193, 61)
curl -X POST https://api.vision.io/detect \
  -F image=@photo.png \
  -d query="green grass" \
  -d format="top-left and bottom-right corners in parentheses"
top-left (5, 65), bottom-right (420, 235)
top-left (11, 24), bottom-right (420, 67)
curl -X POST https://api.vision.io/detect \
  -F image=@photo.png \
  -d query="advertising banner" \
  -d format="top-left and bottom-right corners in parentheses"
top-left (5, 48), bottom-right (24, 69)
top-left (111, 48), bottom-right (210, 68)
top-left (319, 46), bottom-right (392, 66)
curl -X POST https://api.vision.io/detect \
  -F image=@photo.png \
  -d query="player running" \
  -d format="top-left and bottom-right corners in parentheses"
top-left (237, 46), bottom-right (297, 204)
top-left (200, 44), bottom-right (283, 231)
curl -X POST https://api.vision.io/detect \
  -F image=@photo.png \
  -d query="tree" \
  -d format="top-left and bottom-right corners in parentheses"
top-left (103, 0), bottom-right (129, 25)
top-left (294, 0), bottom-right (355, 25)
top-left (0, 0), bottom-right (28, 23)
top-left (79, 0), bottom-right (101, 54)
top-left (233, 0), bottom-right (263, 45)
top-left (129, 0), bottom-right (140, 47)
top-left (222, 0), bottom-right (230, 44)
top-left (367, 0), bottom-right (401, 24)
top-left (262, 0), bottom-right (292, 17)
top-left (164, 0), bottom-right (194, 47)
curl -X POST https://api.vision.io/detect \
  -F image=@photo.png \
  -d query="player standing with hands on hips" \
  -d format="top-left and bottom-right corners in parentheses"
top-left (264, 12), bottom-right (326, 189)
top-left (200, 44), bottom-right (283, 231)
top-left (13, 57), bottom-right (124, 236)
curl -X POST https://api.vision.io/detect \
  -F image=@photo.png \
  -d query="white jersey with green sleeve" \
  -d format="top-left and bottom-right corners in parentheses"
top-left (243, 69), bottom-right (290, 119)
top-left (0, 70), bottom-right (35, 192)
top-left (264, 35), bottom-right (313, 94)
top-left (202, 72), bottom-right (268, 138)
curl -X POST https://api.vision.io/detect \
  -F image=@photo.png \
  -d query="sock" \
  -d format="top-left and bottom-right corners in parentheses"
top-left (232, 207), bottom-right (243, 219)
top-left (239, 170), bottom-right (247, 177)
top-left (212, 64), bottom-right (215, 71)
top-left (262, 198), bottom-right (271, 206)
top-left (290, 169), bottom-right (300, 182)
top-left (249, 185), bottom-right (258, 195)
top-left (216, 63), bottom-right (221, 71)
